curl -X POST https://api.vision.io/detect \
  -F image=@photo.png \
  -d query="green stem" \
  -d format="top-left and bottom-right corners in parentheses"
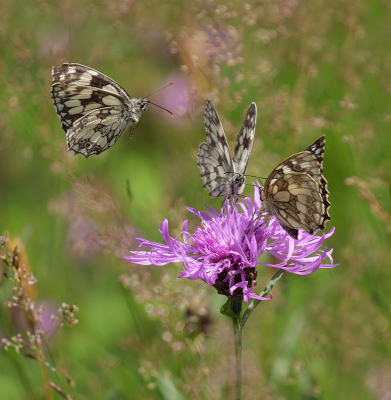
top-left (221, 270), bottom-right (285, 399)
top-left (230, 298), bottom-right (242, 400)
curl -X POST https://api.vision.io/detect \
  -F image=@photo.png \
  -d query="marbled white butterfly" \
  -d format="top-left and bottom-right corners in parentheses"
top-left (51, 63), bottom-right (173, 158)
top-left (197, 99), bottom-right (256, 197)
top-left (260, 135), bottom-right (331, 239)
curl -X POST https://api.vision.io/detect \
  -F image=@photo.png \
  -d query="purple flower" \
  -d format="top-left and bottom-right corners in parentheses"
top-left (126, 186), bottom-right (337, 303)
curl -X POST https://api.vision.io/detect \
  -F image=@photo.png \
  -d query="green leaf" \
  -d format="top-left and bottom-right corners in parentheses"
top-left (220, 298), bottom-right (239, 324)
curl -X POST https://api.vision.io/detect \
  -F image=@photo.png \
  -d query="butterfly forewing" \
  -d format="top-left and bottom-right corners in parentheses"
top-left (232, 103), bottom-right (256, 173)
top-left (305, 135), bottom-right (325, 171)
top-left (304, 136), bottom-right (330, 215)
top-left (203, 100), bottom-right (232, 169)
top-left (263, 135), bottom-right (330, 239)
top-left (52, 63), bottom-right (130, 99)
top-left (51, 63), bottom-right (147, 158)
top-left (197, 100), bottom-right (233, 197)
top-left (197, 100), bottom-right (256, 198)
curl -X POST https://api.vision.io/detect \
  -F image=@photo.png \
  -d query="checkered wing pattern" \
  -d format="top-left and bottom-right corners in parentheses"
top-left (51, 63), bottom-right (147, 158)
top-left (232, 102), bottom-right (256, 175)
top-left (197, 100), bottom-right (256, 198)
top-left (262, 135), bottom-right (331, 239)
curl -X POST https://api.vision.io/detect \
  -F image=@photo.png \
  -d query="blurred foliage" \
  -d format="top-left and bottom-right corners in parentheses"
top-left (0, 0), bottom-right (391, 399)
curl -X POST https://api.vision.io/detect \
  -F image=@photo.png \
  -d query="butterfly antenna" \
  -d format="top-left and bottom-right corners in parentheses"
top-left (144, 81), bottom-right (175, 99)
top-left (243, 174), bottom-right (267, 180)
top-left (224, 172), bottom-right (267, 180)
top-left (148, 102), bottom-right (174, 117)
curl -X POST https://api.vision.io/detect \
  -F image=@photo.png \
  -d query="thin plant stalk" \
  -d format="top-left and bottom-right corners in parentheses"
top-left (234, 323), bottom-right (242, 400)
top-left (38, 351), bottom-right (54, 400)
top-left (222, 271), bottom-right (285, 400)
top-left (230, 298), bottom-right (243, 400)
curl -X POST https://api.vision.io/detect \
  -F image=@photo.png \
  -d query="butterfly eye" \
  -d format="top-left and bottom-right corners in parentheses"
top-left (139, 100), bottom-right (149, 112)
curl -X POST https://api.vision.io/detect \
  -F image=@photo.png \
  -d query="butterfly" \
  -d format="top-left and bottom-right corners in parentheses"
top-left (260, 135), bottom-right (331, 239)
top-left (51, 63), bottom-right (173, 158)
top-left (197, 99), bottom-right (257, 197)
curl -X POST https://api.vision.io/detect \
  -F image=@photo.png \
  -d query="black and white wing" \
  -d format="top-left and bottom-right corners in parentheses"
top-left (197, 100), bottom-right (256, 198)
top-left (197, 99), bottom-right (235, 197)
top-left (262, 135), bottom-right (331, 239)
top-left (51, 63), bottom-right (147, 158)
top-left (232, 102), bottom-right (256, 178)
top-left (304, 136), bottom-right (330, 208)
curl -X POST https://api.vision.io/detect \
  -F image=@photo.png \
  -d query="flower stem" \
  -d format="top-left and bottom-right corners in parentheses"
top-left (221, 271), bottom-right (285, 399)
top-left (230, 298), bottom-right (243, 400)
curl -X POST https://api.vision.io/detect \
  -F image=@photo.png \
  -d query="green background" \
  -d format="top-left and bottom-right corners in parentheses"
top-left (1, 0), bottom-right (391, 399)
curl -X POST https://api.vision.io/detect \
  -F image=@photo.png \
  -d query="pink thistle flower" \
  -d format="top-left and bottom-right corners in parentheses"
top-left (126, 187), bottom-right (337, 303)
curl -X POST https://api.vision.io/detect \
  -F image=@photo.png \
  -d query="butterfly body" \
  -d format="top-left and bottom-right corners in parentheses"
top-left (261, 136), bottom-right (331, 239)
top-left (197, 99), bottom-right (256, 197)
top-left (51, 63), bottom-right (149, 158)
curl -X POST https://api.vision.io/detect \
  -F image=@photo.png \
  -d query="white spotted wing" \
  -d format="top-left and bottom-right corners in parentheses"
top-left (51, 63), bottom-right (149, 158)
top-left (197, 99), bottom-right (256, 197)
top-left (261, 135), bottom-right (331, 239)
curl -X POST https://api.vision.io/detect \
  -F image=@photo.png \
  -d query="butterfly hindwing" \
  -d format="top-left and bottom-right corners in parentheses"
top-left (197, 100), bottom-right (256, 197)
top-left (263, 135), bottom-right (330, 239)
top-left (66, 107), bottom-right (133, 157)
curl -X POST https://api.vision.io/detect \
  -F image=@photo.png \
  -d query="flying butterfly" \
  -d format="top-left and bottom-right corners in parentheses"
top-left (260, 135), bottom-right (331, 239)
top-left (197, 99), bottom-right (257, 197)
top-left (51, 63), bottom-right (173, 158)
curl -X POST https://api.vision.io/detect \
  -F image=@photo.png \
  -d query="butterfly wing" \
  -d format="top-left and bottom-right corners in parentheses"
top-left (304, 136), bottom-right (330, 212)
top-left (52, 63), bottom-right (130, 101)
top-left (51, 82), bottom-right (130, 133)
top-left (305, 135), bottom-right (325, 169)
top-left (263, 135), bottom-right (330, 238)
top-left (65, 107), bottom-right (134, 158)
top-left (197, 100), bottom-right (235, 197)
top-left (232, 102), bottom-right (256, 176)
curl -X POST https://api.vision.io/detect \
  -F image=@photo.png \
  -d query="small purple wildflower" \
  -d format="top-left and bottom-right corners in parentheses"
top-left (126, 186), bottom-right (337, 303)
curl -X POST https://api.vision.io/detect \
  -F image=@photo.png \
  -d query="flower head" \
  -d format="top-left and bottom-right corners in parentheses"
top-left (126, 186), bottom-right (337, 303)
